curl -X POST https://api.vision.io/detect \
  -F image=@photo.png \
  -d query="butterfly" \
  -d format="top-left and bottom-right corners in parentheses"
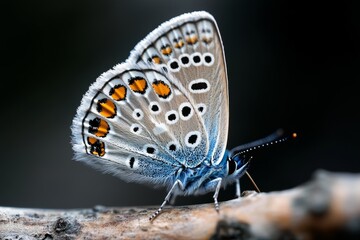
top-left (71, 11), bottom-right (292, 221)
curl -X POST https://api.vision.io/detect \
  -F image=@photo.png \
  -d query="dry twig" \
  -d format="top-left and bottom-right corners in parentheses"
top-left (1, 170), bottom-right (360, 239)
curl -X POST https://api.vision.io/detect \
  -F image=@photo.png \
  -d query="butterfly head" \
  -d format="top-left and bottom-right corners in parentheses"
top-left (222, 151), bottom-right (251, 182)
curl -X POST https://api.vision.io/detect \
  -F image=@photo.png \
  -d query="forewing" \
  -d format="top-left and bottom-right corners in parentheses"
top-left (129, 11), bottom-right (229, 166)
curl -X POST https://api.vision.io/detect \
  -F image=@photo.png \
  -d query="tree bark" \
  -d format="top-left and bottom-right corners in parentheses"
top-left (1, 170), bottom-right (360, 240)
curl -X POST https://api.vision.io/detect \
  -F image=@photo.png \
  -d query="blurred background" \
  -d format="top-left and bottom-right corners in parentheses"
top-left (1, 0), bottom-right (359, 209)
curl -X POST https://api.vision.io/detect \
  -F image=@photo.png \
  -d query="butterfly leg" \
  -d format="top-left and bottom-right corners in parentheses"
top-left (212, 178), bottom-right (222, 212)
top-left (149, 179), bottom-right (184, 221)
top-left (235, 179), bottom-right (241, 198)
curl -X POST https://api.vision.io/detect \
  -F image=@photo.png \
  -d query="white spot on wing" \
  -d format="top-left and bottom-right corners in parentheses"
top-left (153, 123), bottom-right (167, 135)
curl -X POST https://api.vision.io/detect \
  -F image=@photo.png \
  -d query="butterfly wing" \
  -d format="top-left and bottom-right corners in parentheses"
top-left (129, 11), bottom-right (229, 166)
top-left (71, 11), bottom-right (229, 188)
top-left (72, 60), bottom-right (210, 186)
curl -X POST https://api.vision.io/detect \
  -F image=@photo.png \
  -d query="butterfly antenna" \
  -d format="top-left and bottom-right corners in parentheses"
top-left (231, 130), bottom-right (297, 159)
top-left (245, 170), bottom-right (261, 193)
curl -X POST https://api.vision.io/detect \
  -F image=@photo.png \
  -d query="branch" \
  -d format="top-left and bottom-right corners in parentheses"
top-left (1, 170), bottom-right (359, 239)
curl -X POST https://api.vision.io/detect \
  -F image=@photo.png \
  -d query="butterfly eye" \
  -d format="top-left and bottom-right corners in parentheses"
top-left (227, 159), bottom-right (237, 175)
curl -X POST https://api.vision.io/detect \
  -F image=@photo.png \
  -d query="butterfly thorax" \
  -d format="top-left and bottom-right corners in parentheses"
top-left (173, 150), bottom-right (249, 196)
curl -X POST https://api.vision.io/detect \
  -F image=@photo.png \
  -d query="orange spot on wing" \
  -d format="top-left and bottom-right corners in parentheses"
top-left (129, 77), bottom-right (147, 94)
top-left (186, 36), bottom-right (198, 45)
top-left (87, 137), bottom-right (97, 145)
top-left (88, 117), bottom-right (110, 137)
top-left (202, 37), bottom-right (213, 44)
top-left (110, 85), bottom-right (127, 101)
top-left (174, 40), bottom-right (184, 49)
top-left (87, 137), bottom-right (105, 157)
top-left (96, 119), bottom-right (110, 137)
top-left (161, 45), bottom-right (172, 56)
top-left (92, 142), bottom-right (105, 156)
top-left (152, 80), bottom-right (171, 99)
top-left (152, 56), bottom-right (162, 64)
top-left (97, 99), bottom-right (116, 118)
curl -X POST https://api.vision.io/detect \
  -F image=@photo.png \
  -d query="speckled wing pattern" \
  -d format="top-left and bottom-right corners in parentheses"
top-left (71, 11), bottom-right (229, 188)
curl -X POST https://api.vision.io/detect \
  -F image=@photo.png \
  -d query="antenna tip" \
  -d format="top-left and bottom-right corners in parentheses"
top-left (292, 132), bottom-right (298, 139)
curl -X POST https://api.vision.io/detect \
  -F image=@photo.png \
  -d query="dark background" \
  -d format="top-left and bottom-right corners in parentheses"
top-left (1, 1), bottom-right (359, 209)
